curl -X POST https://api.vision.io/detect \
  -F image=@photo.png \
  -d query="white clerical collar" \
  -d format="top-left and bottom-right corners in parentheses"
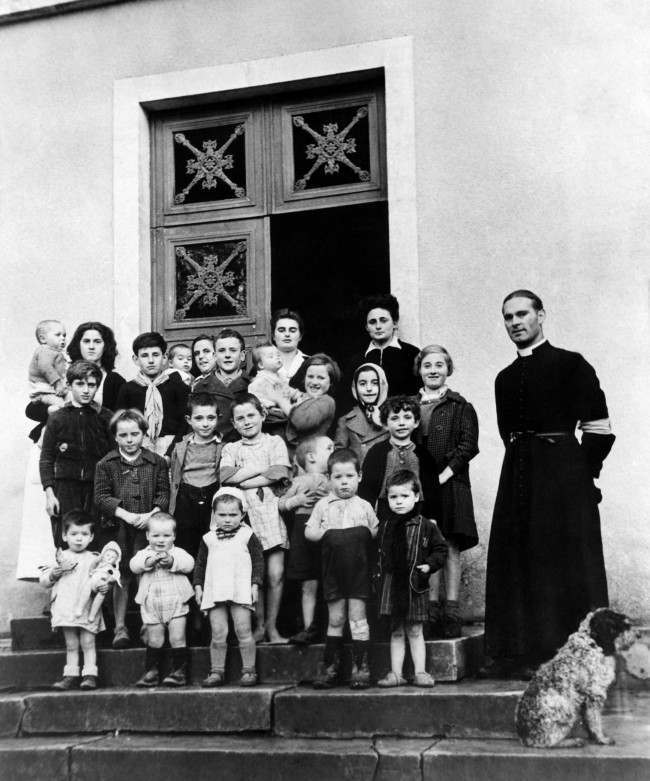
top-left (517, 338), bottom-right (547, 357)
top-left (365, 334), bottom-right (401, 355)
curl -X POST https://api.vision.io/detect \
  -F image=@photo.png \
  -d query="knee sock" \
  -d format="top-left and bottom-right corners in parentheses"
top-left (323, 635), bottom-right (344, 666)
top-left (171, 646), bottom-right (189, 671)
top-left (239, 641), bottom-right (256, 671)
top-left (210, 641), bottom-right (228, 673)
top-left (63, 663), bottom-right (81, 677)
top-left (351, 640), bottom-right (369, 666)
top-left (145, 646), bottom-right (164, 671)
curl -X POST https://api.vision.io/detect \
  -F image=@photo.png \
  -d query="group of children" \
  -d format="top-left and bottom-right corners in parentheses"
top-left (31, 294), bottom-right (480, 692)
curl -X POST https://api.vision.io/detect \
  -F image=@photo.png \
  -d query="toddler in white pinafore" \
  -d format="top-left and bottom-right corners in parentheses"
top-left (193, 488), bottom-right (264, 687)
top-left (219, 393), bottom-right (291, 643)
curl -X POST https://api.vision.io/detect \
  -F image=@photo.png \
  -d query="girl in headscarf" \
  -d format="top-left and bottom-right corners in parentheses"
top-left (334, 362), bottom-right (389, 466)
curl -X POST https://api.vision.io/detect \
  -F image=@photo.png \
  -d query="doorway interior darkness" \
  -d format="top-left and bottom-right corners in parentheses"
top-left (150, 78), bottom-right (389, 364)
top-left (271, 202), bottom-right (390, 370)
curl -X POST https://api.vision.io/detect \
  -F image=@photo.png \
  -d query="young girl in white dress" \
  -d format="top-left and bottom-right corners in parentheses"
top-left (194, 488), bottom-right (264, 687)
top-left (39, 510), bottom-right (109, 690)
top-left (219, 394), bottom-right (291, 643)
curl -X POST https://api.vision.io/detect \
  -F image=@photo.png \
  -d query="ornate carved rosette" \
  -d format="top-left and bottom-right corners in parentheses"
top-left (292, 106), bottom-right (370, 190)
top-left (174, 125), bottom-right (246, 204)
top-left (174, 241), bottom-right (247, 320)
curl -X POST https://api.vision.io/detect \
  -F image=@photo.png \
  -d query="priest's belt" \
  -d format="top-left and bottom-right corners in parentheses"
top-left (508, 430), bottom-right (574, 444)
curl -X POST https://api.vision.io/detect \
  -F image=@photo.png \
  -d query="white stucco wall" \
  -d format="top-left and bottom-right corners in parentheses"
top-left (1, 0), bottom-right (648, 631)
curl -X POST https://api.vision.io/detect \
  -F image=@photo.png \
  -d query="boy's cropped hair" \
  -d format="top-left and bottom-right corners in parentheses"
top-left (212, 491), bottom-right (244, 513)
top-left (304, 353), bottom-right (341, 391)
top-left (294, 436), bottom-right (320, 471)
top-left (109, 408), bottom-right (148, 436)
top-left (229, 392), bottom-right (265, 419)
top-left (168, 343), bottom-right (190, 360)
top-left (62, 508), bottom-right (94, 532)
top-left (386, 469), bottom-right (422, 496)
top-left (217, 327), bottom-right (245, 351)
top-left (186, 391), bottom-right (220, 416)
top-left (327, 447), bottom-right (360, 475)
top-left (132, 331), bottom-right (167, 355)
top-left (35, 319), bottom-right (62, 343)
top-left (251, 342), bottom-right (274, 369)
top-left (358, 293), bottom-right (399, 324)
top-left (379, 395), bottom-right (421, 425)
top-left (147, 511), bottom-right (176, 529)
top-left (66, 360), bottom-right (102, 386)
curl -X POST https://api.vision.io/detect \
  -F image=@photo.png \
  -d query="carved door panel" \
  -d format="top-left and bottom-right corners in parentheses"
top-left (271, 89), bottom-right (386, 213)
top-left (152, 219), bottom-right (270, 349)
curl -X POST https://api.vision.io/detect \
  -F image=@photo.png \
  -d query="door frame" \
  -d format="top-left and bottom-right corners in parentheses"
top-left (113, 37), bottom-right (420, 374)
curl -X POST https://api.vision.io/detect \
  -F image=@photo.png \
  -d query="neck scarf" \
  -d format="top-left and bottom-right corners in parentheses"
top-left (383, 507), bottom-right (418, 574)
top-left (134, 371), bottom-right (168, 442)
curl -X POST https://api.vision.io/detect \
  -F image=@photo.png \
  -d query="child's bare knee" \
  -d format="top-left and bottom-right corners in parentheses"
top-left (406, 623), bottom-right (422, 640)
top-left (391, 625), bottom-right (405, 640)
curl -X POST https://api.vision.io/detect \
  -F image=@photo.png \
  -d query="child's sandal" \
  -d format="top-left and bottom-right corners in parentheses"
top-left (413, 671), bottom-right (436, 688)
top-left (201, 671), bottom-right (225, 688)
top-left (377, 671), bottom-right (406, 688)
top-left (239, 669), bottom-right (258, 687)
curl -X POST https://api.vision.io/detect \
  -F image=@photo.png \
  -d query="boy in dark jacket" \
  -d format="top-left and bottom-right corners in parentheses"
top-left (40, 360), bottom-right (113, 547)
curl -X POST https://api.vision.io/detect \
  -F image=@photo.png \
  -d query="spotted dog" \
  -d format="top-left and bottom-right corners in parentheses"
top-left (515, 608), bottom-right (639, 748)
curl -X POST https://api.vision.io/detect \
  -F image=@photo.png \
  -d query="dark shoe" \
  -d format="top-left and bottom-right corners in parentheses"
top-left (349, 648), bottom-right (370, 690)
top-left (313, 661), bottom-right (340, 689)
top-left (239, 668), bottom-right (258, 687)
top-left (202, 671), bottom-right (225, 688)
top-left (162, 666), bottom-right (187, 687)
top-left (289, 624), bottom-right (319, 645)
top-left (79, 675), bottom-right (97, 690)
top-left (135, 668), bottom-right (160, 688)
top-left (52, 676), bottom-right (80, 691)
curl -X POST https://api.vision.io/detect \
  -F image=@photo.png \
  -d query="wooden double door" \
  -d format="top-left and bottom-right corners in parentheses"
top-left (151, 81), bottom-right (389, 363)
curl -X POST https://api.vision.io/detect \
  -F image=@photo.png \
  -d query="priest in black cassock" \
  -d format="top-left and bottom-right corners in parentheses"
top-left (482, 290), bottom-right (615, 679)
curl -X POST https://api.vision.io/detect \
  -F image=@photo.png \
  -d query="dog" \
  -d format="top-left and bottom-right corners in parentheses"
top-left (515, 608), bottom-right (639, 748)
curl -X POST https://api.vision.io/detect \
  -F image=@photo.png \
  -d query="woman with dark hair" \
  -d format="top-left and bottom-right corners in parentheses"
top-left (271, 309), bottom-right (310, 391)
top-left (347, 293), bottom-right (420, 397)
top-left (67, 321), bottom-right (125, 411)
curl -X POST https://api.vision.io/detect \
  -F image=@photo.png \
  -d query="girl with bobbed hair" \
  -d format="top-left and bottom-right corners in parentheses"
top-left (415, 344), bottom-right (479, 640)
top-left (67, 321), bottom-right (125, 411)
top-left (287, 353), bottom-right (340, 446)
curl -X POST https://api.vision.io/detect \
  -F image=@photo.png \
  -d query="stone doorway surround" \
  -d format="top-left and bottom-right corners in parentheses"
top-left (113, 37), bottom-right (420, 360)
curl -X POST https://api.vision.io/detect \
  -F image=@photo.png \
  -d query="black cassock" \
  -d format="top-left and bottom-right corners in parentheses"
top-left (485, 341), bottom-right (615, 662)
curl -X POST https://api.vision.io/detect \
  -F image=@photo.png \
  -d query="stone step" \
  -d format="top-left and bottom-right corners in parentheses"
top-left (0, 630), bottom-right (483, 689)
top-left (0, 687), bottom-right (289, 735)
top-left (0, 682), bottom-right (524, 738)
top-left (0, 708), bottom-right (648, 781)
top-left (273, 681), bottom-right (525, 739)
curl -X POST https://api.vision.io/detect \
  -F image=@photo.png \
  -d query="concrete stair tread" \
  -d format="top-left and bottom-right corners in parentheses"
top-left (0, 724), bottom-right (649, 781)
top-left (0, 630), bottom-right (484, 688)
